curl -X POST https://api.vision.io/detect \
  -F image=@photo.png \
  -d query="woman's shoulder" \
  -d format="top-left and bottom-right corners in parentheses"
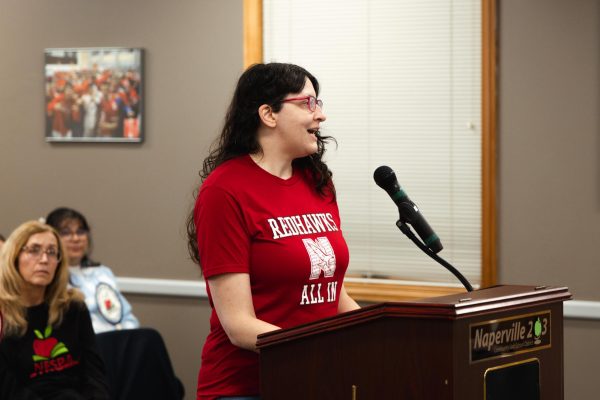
top-left (57, 296), bottom-right (91, 326)
top-left (202, 155), bottom-right (253, 187)
top-left (90, 264), bottom-right (114, 274)
top-left (66, 289), bottom-right (86, 306)
top-left (79, 264), bottom-right (115, 277)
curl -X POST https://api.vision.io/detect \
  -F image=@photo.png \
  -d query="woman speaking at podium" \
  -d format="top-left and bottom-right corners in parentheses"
top-left (187, 63), bottom-right (360, 400)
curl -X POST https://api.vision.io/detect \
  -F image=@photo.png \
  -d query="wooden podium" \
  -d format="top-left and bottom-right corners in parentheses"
top-left (257, 285), bottom-right (571, 399)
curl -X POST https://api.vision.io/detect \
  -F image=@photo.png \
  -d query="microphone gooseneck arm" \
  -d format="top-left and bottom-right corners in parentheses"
top-left (395, 220), bottom-right (474, 292)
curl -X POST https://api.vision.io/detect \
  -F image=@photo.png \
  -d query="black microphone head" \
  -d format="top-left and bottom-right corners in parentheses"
top-left (373, 165), bottom-right (397, 190)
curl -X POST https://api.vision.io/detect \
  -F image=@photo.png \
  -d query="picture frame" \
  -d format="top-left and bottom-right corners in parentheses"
top-left (44, 47), bottom-right (144, 143)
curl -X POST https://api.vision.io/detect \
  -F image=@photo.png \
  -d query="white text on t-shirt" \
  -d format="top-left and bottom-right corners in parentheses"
top-left (267, 213), bottom-right (339, 239)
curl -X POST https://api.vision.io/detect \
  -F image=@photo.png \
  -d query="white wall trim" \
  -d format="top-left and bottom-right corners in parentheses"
top-left (116, 277), bottom-right (600, 320)
top-left (117, 276), bottom-right (207, 298)
top-left (563, 300), bottom-right (600, 320)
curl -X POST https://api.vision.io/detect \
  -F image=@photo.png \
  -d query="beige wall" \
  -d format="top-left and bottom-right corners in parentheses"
top-left (0, 0), bottom-right (241, 398)
top-left (498, 0), bottom-right (600, 399)
top-left (0, 0), bottom-right (243, 281)
top-left (1, 0), bottom-right (599, 399)
top-left (498, 0), bottom-right (600, 299)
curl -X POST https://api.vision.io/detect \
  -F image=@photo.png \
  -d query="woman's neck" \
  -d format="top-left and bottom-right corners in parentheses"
top-left (69, 257), bottom-right (82, 267)
top-left (249, 152), bottom-right (293, 179)
top-left (21, 286), bottom-right (46, 307)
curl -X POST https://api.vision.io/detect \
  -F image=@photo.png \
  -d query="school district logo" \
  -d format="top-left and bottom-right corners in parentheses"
top-left (303, 237), bottom-right (336, 279)
top-left (470, 311), bottom-right (551, 363)
top-left (534, 317), bottom-right (543, 344)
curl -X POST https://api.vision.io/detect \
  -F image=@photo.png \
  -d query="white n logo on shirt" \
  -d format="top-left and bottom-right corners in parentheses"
top-left (303, 237), bottom-right (336, 280)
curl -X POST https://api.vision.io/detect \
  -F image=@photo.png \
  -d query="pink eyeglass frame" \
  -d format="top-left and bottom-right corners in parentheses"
top-left (281, 95), bottom-right (323, 112)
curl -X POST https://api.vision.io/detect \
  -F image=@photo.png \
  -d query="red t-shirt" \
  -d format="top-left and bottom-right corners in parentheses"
top-left (194, 155), bottom-right (349, 399)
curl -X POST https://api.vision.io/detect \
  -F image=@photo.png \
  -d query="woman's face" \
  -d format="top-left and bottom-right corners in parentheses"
top-left (275, 78), bottom-right (327, 159)
top-left (57, 219), bottom-right (89, 266)
top-left (18, 232), bottom-right (60, 290)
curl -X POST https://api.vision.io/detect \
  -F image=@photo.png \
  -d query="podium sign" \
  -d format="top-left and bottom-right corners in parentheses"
top-left (470, 309), bottom-right (552, 363)
top-left (257, 285), bottom-right (571, 399)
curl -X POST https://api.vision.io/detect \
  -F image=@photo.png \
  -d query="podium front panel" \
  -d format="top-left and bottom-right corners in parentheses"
top-left (258, 285), bottom-right (569, 399)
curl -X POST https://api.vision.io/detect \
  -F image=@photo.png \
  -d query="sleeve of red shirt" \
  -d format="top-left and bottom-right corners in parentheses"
top-left (195, 185), bottom-right (251, 278)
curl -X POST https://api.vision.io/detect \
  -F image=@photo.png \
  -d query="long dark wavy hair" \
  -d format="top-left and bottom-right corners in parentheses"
top-left (186, 63), bottom-right (336, 265)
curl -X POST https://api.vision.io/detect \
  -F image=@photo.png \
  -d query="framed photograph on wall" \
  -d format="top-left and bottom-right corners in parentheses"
top-left (44, 47), bottom-right (144, 143)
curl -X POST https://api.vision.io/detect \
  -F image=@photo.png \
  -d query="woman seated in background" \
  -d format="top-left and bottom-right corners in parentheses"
top-left (45, 207), bottom-right (139, 333)
top-left (0, 220), bottom-right (109, 400)
top-left (46, 207), bottom-right (184, 399)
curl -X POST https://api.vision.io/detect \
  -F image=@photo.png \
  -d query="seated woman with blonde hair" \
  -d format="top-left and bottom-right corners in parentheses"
top-left (0, 220), bottom-right (109, 400)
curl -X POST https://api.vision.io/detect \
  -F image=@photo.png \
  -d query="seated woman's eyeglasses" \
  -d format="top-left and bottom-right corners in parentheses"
top-left (282, 95), bottom-right (323, 112)
top-left (21, 245), bottom-right (62, 262)
top-left (58, 228), bottom-right (88, 238)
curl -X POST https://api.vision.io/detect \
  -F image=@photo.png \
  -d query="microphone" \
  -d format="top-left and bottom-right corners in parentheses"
top-left (373, 166), bottom-right (443, 253)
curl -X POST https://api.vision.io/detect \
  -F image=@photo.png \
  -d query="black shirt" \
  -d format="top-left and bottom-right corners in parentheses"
top-left (0, 301), bottom-right (109, 400)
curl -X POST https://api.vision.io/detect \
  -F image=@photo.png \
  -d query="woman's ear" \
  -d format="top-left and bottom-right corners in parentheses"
top-left (258, 104), bottom-right (277, 128)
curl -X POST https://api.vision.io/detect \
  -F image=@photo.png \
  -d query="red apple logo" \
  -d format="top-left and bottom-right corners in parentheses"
top-left (33, 336), bottom-right (57, 358)
top-left (32, 326), bottom-right (69, 361)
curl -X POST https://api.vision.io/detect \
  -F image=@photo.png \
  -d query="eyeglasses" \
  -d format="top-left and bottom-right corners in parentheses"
top-left (21, 245), bottom-right (62, 262)
top-left (58, 228), bottom-right (88, 239)
top-left (282, 95), bottom-right (323, 112)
